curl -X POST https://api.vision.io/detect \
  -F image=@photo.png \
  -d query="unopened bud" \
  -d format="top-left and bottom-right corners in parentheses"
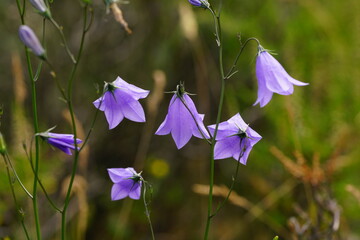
top-left (29, 0), bottom-right (50, 16)
top-left (18, 25), bottom-right (46, 59)
top-left (0, 132), bottom-right (6, 155)
top-left (188, 0), bottom-right (210, 9)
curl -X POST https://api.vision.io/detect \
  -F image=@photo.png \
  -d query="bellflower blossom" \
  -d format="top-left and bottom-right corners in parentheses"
top-left (108, 167), bottom-right (142, 200)
top-left (18, 25), bottom-right (45, 58)
top-left (38, 131), bottom-right (82, 155)
top-left (208, 113), bottom-right (261, 165)
top-left (254, 45), bottom-right (308, 107)
top-left (93, 77), bottom-right (150, 129)
top-left (155, 83), bottom-right (210, 149)
top-left (188, 0), bottom-right (210, 8)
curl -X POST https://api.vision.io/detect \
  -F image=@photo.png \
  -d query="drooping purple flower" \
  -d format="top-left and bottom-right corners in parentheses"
top-left (93, 77), bottom-right (150, 129)
top-left (18, 25), bottom-right (45, 58)
top-left (155, 83), bottom-right (210, 149)
top-left (254, 45), bottom-right (308, 107)
top-left (108, 167), bottom-right (142, 201)
top-left (208, 113), bottom-right (261, 165)
top-left (29, 0), bottom-right (49, 15)
top-left (38, 131), bottom-right (82, 155)
top-left (188, 0), bottom-right (210, 8)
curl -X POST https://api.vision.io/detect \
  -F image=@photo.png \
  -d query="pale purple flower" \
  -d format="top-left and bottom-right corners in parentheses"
top-left (254, 46), bottom-right (308, 107)
top-left (38, 132), bottom-right (82, 155)
top-left (29, 0), bottom-right (48, 14)
top-left (188, 0), bottom-right (210, 8)
top-left (108, 167), bottom-right (142, 201)
top-left (93, 77), bottom-right (150, 129)
top-left (155, 84), bottom-right (210, 149)
top-left (208, 113), bottom-right (261, 165)
top-left (18, 25), bottom-right (45, 58)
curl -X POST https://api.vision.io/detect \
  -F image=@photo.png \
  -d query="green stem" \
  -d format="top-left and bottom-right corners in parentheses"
top-left (143, 181), bottom-right (156, 240)
top-left (204, 7), bottom-right (225, 240)
top-left (49, 17), bottom-right (76, 64)
top-left (2, 154), bottom-right (31, 240)
top-left (5, 153), bottom-right (33, 199)
top-left (61, 5), bottom-right (89, 240)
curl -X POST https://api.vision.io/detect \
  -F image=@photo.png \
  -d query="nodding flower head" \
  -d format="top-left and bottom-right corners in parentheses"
top-left (188, 0), bottom-right (210, 9)
top-left (18, 25), bottom-right (46, 59)
top-left (155, 83), bottom-right (210, 149)
top-left (108, 167), bottom-right (143, 200)
top-left (254, 45), bottom-right (308, 107)
top-left (208, 113), bottom-right (261, 165)
top-left (93, 77), bottom-right (150, 129)
top-left (38, 129), bottom-right (82, 155)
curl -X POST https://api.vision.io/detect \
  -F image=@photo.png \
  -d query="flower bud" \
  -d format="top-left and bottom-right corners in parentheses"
top-left (188, 0), bottom-right (210, 8)
top-left (18, 25), bottom-right (46, 59)
top-left (0, 132), bottom-right (7, 156)
top-left (29, 0), bottom-right (48, 14)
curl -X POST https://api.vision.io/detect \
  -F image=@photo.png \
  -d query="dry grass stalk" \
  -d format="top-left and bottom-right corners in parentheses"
top-left (110, 3), bottom-right (132, 34)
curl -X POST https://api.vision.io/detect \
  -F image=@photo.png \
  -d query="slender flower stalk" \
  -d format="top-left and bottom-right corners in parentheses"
top-left (61, 5), bottom-right (90, 240)
top-left (203, 6), bottom-right (226, 240)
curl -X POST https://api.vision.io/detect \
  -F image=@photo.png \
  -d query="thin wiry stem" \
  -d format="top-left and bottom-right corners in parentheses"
top-left (61, 5), bottom-right (90, 240)
top-left (204, 6), bottom-right (225, 240)
top-left (5, 153), bottom-right (33, 199)
top-left (2, 154), bottom-right (31, 240)
top-left (16, 0), bottom-right (43, 236)
top-left (224, 37), bottom-right (260, 79)
top-left (49, 17), bottom-right (76, 64)
top-left (142, 181), bottom-right (156, 240)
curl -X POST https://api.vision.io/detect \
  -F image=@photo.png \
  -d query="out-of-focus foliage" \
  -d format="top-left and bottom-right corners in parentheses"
top-left (0, 0), bottom-right (359, 239)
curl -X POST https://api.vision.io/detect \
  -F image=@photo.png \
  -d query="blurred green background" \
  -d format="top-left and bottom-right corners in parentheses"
top-left (0, 0), bottom-right (359, 239)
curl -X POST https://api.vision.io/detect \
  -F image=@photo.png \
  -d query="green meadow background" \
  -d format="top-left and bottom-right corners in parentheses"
top-left (0, 0), bottom-right (359, 239)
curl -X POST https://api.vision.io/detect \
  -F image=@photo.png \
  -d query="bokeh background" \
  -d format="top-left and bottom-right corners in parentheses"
top-left (0, 0), bottom-right (360, 239)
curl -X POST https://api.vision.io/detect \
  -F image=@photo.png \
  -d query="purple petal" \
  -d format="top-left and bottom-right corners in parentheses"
top-left (93, 95), bottom-right (106, 111)
top-left (169, 97), bottom-right (194, 149)
top-left (288, 77), bottom-right (309, 86)
top-left (257, 51), bottom-right (293, 94)
top-left (18, 25), bottom-right (45, 57)
top-left (47, 133), bottom-right (82, 144)
top-left (111, 182), bottom-right (131, 201)
top-left (155, 114), bottom-right (171, 135)
top-left (214, 136), bottom-right (240, 160)
top-left (128, 182), bottom-right (142, 200)
top-left (233, 144), bottom-right (252, 165)
top-left (113, 77), bottom-right (149, 100)
top-left (47, 138), bottom-right (74, 155)
top-left (116, 90), bottom-right (146, 122)
top-left (103, 91), bottom-right (125, 129)
top-left (107, 168), bottom-right (135, 183)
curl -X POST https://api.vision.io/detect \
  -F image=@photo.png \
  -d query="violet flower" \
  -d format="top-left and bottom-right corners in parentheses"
top-left (108, 167), bottom-right (142, 200)
top-left (208, 113), bottom-right (261, 165)
top-left (155, 83), bottom-right (210, 149)
top-left (254, 45), bottom-right (308, 107)
top-left (188, 0), bottom-right (210, 8)
top-left (38, 131), bottom-right (82, 155)
top-left (18, 25), bottom-right (45, 58)
top-left (93, 77), bottom-right (150, 129)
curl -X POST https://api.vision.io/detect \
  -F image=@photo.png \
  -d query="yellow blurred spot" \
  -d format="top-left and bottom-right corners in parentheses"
top-left (149, 159), bottom-right (169, 179)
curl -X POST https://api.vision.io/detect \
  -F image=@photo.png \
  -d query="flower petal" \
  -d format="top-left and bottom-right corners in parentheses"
top-left (117, 90), bottom-right (146, 122)
top-left (111, 182), bottom-right (131, 201)
top-left (113, 77), bottom-right (149, 100)
top-left (169, 97), bottom-right (193, 149)
top-left (128, 182), bottom-right (142, 200)
top-left (107, 168), bottom-right (134, 183)
top-left (214, 136), bottom-right (240, 160)
top-left (155, 114), bottom-right (171, 135)
top-left (103, 91), bottom-right (125, 129)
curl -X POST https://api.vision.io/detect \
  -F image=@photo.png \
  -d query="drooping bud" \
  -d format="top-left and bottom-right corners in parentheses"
top-left (188, 0), bottom-right (210, 9)
top-left (29, 0), bottom-right (50, 16)
top-left (0, 132), bottom-right (7, 156)
top-left (18, 25), bottom-right (46, 59)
